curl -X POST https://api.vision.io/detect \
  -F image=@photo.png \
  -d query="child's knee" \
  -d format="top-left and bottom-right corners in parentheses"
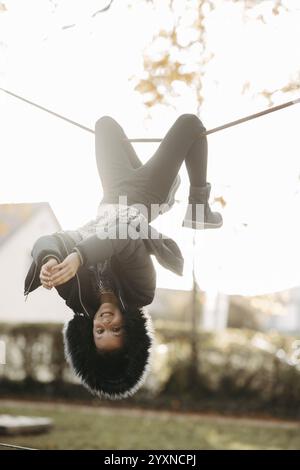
top-left (95, 115), bottom-right (119, 133)
top-left (177, 113), bottom-right (206, 132)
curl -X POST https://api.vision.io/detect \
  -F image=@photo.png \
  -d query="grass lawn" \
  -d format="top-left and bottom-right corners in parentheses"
top-left (0, 401), bottom-right (299, 450)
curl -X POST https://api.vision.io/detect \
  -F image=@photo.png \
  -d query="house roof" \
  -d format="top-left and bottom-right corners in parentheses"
top-left (0, 202), bottom-right (61, 247)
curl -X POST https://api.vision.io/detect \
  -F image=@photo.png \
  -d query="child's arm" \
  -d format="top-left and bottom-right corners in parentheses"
top-left (115, 237), bottom-right (156, 308)
top-left (40, 258), bottom-right (59, 290)
top-left (31, 234), bottom-right (64, 266)
top-left (24, 234), bottom-right (65, 295)
top-left (71, 234), bottom-right (116, 266)
top-left (48, 252), bottom-right (82, 287)
top-left (71, 232), bottom-right (156, 306)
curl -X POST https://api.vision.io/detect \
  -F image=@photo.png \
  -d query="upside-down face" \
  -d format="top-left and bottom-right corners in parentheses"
top-left (93, 301), bottom-right (125, 352)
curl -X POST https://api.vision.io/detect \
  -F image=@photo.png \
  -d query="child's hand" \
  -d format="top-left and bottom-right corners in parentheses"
top-left (50, 252), bottom-right (81, 287)
top-left (40, 258), bottom-right (59, 289)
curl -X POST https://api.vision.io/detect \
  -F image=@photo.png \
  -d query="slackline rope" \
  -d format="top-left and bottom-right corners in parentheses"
top-left (0, 87), bottom-right (299, 142)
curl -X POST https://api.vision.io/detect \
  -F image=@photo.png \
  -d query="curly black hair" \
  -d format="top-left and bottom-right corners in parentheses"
top-left (63, 306), bottom-right (154, 400)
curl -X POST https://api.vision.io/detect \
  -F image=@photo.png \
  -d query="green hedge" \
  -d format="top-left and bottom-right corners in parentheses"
top-left (1, 322), bottom-right (300, 416)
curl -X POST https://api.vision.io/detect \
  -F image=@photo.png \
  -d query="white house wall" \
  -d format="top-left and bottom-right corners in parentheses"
top-left (0, 208), bottom-right (72, 324)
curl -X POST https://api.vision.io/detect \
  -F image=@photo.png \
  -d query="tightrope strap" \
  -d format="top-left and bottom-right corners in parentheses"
top-left (1, 86), bottom-right (299, 141)
top-left (0, 87), bottom-right (94, 134)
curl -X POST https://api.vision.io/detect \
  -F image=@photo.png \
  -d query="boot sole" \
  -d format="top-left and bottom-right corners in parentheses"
top-left (182, 219), bottom-right (223, 230)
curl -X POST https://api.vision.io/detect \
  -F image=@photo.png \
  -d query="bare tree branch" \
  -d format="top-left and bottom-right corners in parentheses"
top-left (61, 24), bottom-right (76, 30)
top-left (61, 0), bottom-right (115, 30)
top-left (92, 0), bottom-right (115, 18)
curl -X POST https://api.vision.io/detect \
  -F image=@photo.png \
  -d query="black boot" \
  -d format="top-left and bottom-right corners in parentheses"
top-left (182, 183), bottom-right (223, 229)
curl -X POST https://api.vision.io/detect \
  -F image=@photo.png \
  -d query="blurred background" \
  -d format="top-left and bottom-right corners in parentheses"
top-left (0, 0), bottom-right (300, 450)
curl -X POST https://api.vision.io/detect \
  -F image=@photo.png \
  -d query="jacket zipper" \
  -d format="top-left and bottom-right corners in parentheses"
top-left (24, 254), bottom-right (61, 300)
top-left (108, 258), bottom-right (126, 311)
top-left (24, 261), bottom-right (38, 301)
top-left (56, 232), bottom-right (91, 318)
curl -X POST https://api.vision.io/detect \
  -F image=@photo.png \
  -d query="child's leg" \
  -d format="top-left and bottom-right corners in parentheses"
top-left (95, 116), bottom-right (142, 193)
top-left (136, 113), bottom-right (222, 229)
top-left (136, 114), bottom-right (208, 203)
top-left (185, 131), bottom-right (207, 187)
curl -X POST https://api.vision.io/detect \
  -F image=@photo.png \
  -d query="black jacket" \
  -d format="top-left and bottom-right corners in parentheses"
top-left (24, 227), bottom-right (184, 315)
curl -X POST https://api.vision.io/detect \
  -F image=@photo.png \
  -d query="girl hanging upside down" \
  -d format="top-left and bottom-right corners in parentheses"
top-left (24, 113), bottom-right (223, 400)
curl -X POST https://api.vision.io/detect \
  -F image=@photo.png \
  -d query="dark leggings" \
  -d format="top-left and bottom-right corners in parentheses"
top-left (95, 114), bottom-right (208, 218)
